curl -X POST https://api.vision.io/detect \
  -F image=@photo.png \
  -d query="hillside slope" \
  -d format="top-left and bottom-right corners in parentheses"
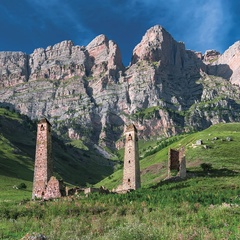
top-left (0, 108), bottom-right (114, 200)
top-left (1, 122), bottom-right (240, 239)
top-left (97, 123), bottom-right (240, 189)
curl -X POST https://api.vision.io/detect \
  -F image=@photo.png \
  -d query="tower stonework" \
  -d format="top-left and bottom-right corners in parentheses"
top-left (168, 147), bottom-right (186, 178)
top-left (32, 119), bottom-right (53, 199)
top-left (122, 124), bottom-right (141, 191)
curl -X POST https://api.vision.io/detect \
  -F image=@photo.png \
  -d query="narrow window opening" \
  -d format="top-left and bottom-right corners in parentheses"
top-left (128, 160), bottom-right (130, 164)
top-left (128, 179), bottom-right (130, 182)
top-left (128, 133), bottom-right (132, 141)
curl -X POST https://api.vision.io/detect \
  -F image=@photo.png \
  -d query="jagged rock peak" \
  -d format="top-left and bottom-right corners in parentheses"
top-left (31, 40), bottom-right (76, 55)
top-left (141, 25), bottom-right (170, 43)
top-left (51, 40), bottom-right (74, 50)
top-left (29, 39), bottom-right (87, 81)
top-left (131, 25), bottom-right (185, 65)
top-left (86, 34), bottom-right (109, 49)
top-left (86, 34), bottom-right (124, 73)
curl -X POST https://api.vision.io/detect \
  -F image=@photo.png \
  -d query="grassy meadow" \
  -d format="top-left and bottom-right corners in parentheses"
top-left (0, 108), bottom-right (240, 239)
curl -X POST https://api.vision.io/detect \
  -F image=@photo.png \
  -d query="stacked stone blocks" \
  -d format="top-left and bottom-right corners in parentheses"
top-left (32, 119), bottom-right (64, 200)
top-left (168, 147), bottom-right (186, 178)
top-left (122, 124), bottom-right (141, 191)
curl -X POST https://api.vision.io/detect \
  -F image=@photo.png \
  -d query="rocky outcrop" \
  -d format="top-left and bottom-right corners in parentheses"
top-left (86, 34), bottom-right (124, 79)
top-left (203, 50), bottom-right (220, 64)
top-left (1, 25), bottom-right (240, 149)
top-left (131, 25), bottom-right (185, 66)
top-left (207, 41), bottom-right (240, 85)
top-left (128, 25), bottom-right (205, 112)
top-left (0, 51), bottom-right (29, 87)
top-left (29, 40), bottom-right (88, 81)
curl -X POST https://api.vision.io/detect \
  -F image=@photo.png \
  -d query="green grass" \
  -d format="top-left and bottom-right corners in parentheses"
top-left (0, 175), bottom-right (32, 202)
top-left (1, 110), bottom-right (240, 239)
top-left (66, 139), bottom-right (89, 151)
top-left (1, 180), bottom-right (239, 239)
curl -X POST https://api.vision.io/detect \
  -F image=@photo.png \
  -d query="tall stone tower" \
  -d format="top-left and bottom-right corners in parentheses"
top-left (32, 118), bottom-right (53, 199)
top-left (122, 124), bottom-right (141, 190)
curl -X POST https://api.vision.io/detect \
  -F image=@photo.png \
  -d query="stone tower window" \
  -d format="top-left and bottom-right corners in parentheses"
top-left (128, 134), bottom-right (132, 141)
top-left (128, 179), bottom-right (130, 182)
top-left (40, 125), bottom-right (45, 131)
top-left (128, 160), bottom-right (131, 164)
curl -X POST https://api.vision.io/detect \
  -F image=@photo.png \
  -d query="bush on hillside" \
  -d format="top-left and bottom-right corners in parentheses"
top-left (16, 182), bottom-right (27, 190)
top-left (200, 163), bottom-right (213, 172)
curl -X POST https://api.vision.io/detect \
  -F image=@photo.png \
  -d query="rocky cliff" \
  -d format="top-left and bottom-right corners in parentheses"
top-left (1, 25), bottom-right (240, 149)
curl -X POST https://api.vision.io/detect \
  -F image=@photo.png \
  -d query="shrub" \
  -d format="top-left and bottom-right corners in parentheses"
top-left (16, 183), bottom-right (27, 190)
top-left (200, 163), bottom-right (213, 172)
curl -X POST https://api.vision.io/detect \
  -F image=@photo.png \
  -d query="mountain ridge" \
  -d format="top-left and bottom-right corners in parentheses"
top-left (1, 25), bottom-right (240, 148)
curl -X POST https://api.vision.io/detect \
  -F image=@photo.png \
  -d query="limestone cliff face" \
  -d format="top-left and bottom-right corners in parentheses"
top-left (207, 41), bottom-right (240, 85)
top-left (1, 25), bottom-right (240, 149)
top-left (86, 34), bottom-right (124, 78)
top-left (132, 25), bottom-right (185, 65)
top-left (0, 51), bottom-right (29, 87)
top-left (128, 25), bottom-right (205, 111)
top-left (29, 40), bottom-right (88, 81)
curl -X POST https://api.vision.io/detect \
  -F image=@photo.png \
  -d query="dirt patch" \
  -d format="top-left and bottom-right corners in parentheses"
top-left (141, 162), bottom-right (166, 175)
top-left (187, 159), bottom-right (203, 168)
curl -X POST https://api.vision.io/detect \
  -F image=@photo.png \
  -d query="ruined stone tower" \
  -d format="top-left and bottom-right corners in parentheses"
top-left (168, 147), bottom-right (186, 178)
top-left (122, 124), bottom-right (141, 190)
top-left (32, 118), bottom-right (53, 199)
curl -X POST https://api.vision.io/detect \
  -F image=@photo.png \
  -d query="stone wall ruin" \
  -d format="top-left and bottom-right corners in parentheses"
top-left (44, 176), bottom-right (65, 200)
top-left (168, 147), bottom-right (186, 178)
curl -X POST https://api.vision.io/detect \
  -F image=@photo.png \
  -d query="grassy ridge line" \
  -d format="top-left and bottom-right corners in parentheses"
top-left (96, 123), bottom-right (240, 189)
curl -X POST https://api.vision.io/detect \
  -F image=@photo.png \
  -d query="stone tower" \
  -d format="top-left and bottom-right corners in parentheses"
top-left (122, 124), bottom-right (141, 190)
top-left (168, 147), bottom-right (186, 178)
top-left (32, 118), bottom-right (53, 199)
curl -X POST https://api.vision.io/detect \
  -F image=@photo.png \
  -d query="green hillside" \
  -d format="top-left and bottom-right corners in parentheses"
top-left (97, 123), bottom-right (240, 189)
top-left (0, 108), bottom-right (114, 201)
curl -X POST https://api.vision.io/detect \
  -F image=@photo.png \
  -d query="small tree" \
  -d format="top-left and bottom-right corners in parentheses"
top-left (200, 163), bottom-right (212, 172)
top-left (17, 182), bottom-right (27, 190)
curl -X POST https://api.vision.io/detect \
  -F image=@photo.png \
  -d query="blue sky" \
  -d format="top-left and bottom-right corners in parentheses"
top-left (0, 0), bottom-right (239, 66)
